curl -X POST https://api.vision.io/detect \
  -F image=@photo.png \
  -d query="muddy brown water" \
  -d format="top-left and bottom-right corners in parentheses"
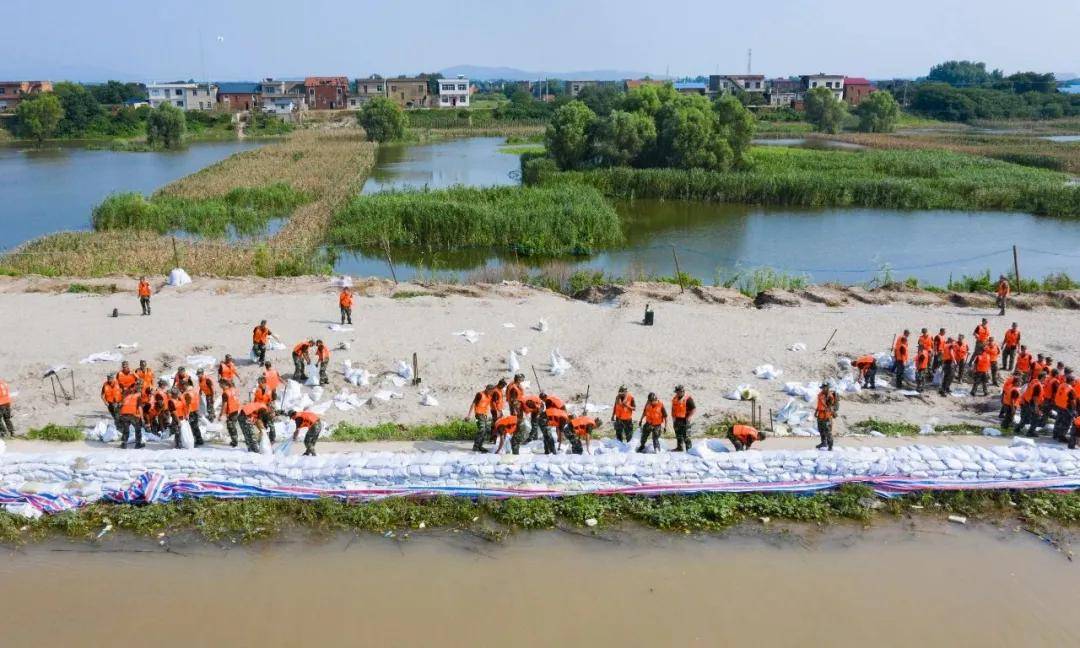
top-left (1, 523), bottom-right (1076, 647)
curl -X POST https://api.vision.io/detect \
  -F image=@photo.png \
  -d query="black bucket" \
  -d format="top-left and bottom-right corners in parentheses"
top-left (643, 305), bottom-right (654, 326)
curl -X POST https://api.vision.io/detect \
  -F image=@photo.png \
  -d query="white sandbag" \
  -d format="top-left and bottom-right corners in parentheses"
top-left (79, 351), bottom-right (123, 364)
top-left (309, 401), bottom-right (333, 416)
top-left (372, 390), bottom-right (403, 402)
top-left (420, 393), bottom-right (439, 407)
top-left (753, 364), bottom-right (783, 380)
top-left (87, 420), bottom-right (119, 443)
top-left (185, 355), bottom-right (217, 369)
top-left (342, 361), bottom-right (371, 387)
top-left (394, 360), bottom-right (414, 381)
top-left (304, 362), bottom-right (320, 387)
top-left (783, 382), bottom-right (820, 403)
top-left (516, 346), bottom-right (529, 357)
top-left (549, 348), bottom-right (571, 376)
top-left (116, 342), bottom-right (139, 350)
top-left (267, 340), bottom-right (286, 351)
top-left (178, 420), bottom-right (195, 450)
top-left (982, 427), bottom-right (1002, 437)
top-left (258, 431), bottom-right (273, 455)
top-left (4, 502), bottom-right (42, 520)
top-left (725, 384), bottom-right (751, 400)
top-left (167, 268), bottom-right (192, 287)
top-left (311, 386), bottom-right (324, 402)
top-left (279, 380), bottom-right (307, 410)
top-left (534, 319), bottom-right (549, 332)
top-left (508, 351), bottom-right (521, 374)
top-left (502, 323), bottom-right (516, 328)
top-left (385, 375), bottom-right (407, 387)
top-left (333, 391), bottom-right (368, 411)
top-left (788, 342), bottom-right (807, 352)
top-left (328, 324), bottom-right (354, 332)
top-left (454, 330), bottom-right (483, 344)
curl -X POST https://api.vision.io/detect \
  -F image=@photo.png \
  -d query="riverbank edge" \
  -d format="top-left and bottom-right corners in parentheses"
top-left (2, 486), bottom-right (1076, 546)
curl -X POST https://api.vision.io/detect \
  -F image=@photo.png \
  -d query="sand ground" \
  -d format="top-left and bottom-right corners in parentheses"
top-left (0, 276), bottom-right (1074, 453)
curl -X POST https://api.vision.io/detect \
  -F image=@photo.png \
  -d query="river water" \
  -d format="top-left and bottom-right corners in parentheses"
top-left (0, 524), bottom-right (1075, 646)
top-left (333, 137), bottom-right (1080, 284)
top-left (0, 140), bottom-right (262, 250)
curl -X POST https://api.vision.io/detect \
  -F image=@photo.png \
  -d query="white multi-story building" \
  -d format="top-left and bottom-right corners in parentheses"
top-left (437, 76), bottom-right (470, 108)
top-left (147, 82), bottom-right (218, 111)
top-left (800, 74), bottom-right (845, 101)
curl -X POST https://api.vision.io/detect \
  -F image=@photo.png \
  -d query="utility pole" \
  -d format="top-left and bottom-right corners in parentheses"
top-left (747, 48), bottom-right (752, 75)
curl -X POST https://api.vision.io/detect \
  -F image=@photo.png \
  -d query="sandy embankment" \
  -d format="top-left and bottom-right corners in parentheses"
top-left (0, 276), bottom-right (1076, 450)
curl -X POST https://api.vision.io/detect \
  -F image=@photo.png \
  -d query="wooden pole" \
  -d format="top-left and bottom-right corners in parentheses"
top-left (531, 365), bottom-right (543, 395)
top-left (1012, 245), bottom-right (1021, 293)
top-left (171, 236), bottom-right (180, 270)
top-left (671, 245), bottom-right (684, 293)
top-left (412, 352), bottom-right (421, 386)
top-left (821, 328), bottom-right (838, 352)
top-left (582, 385), bottom-right (590, 417)
top-left (768, 408), bottom-right (774, 433)
top-left (383, 241), bottom-right (398, 285)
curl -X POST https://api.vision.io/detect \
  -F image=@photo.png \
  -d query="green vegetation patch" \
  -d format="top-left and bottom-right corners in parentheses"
top-left (330, 185), bottom-right (623, 256)
top-left (25, 424), bottom-right (83, 442)
top-left (331, 420), bottom-right (474, 442)
top-left (92, 183), bottom-right (311, 238)
top-left (851, 419), bottom-right (921, 436)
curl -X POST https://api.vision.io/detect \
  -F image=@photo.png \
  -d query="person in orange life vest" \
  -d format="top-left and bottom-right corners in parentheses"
top-left (239, 401), bottom-right (273, 452)
top-left (466, 385), bottom-right (495, 453)
top-left (116, 360), bottom-right (138, 392)
top-left (1014, 345), bottom-right (1032, 377)
top-left (494, 403), bottom-right (532, 455)
top-left (970, 349), bottom-right (993, 397)
top-left (150, 379), bottom-right (171, 435)
top-left (134, 360), bottom-right (154, 389)
top-left (505, 374), bottom-right (525, 408)
top-left (671, 385), bottom-right (696, 451)
top-left (984, 337), bottom-right (1002, 387)
top-left (289, 409), bottom-right (323, 456)
top-left (1001, 323), bottom-right (1021, 371)
top-left (917, 328), bottom-right (934, 363)
top-left (951, 334), bottom-right (969, 384)
top-left (914, 346), bottom-right (932, 392)
top-left (166, 388), bottom-right (194, 448)
top-left (101, 373), bottom-right (123, 425)
top-left (852, 355), bottom-right (877, 390)
top-left (0, 377), bottom-right (15, 438)
top-left (137, 381), bottom-right (155, 431)
top-left (996, 275), bottom-right (1010, 316)
top-left (174, 366), bottom-right (194, 391)
top-left (1019, 372), bottom-right (1045, 438)
top-left (218, 379), bottom-right (243, 448)
top-left (999, 372), bottom-right (1023, 432)
top-left (313, 339), bottom-right (331, 386)
top-left (252, 375), bottom-right (274, 407)
top-left (1071, 414), bottom-right (1080, 450)
top-left (218, 354), bottom-right (238, 385)
top-left (338, 286), bottom-right (354, 325)
top-left (611, 386), bottom-right (637, 442)
top-left (540, 392), bottom-right (567, 447)
top-left (728, 424), bottom-right (766, 451)
top-left (520, 393), bottom-right (545, 448)
top-left (137, 276), bottom-right (152, 316)
top-left (1029, 353), bottom-right (1046, 382)
top-left (637, 392), bottom-right (668, 454)
top-left (969, 318), bottom-right (991, 369)
top-left (117, 385), bottom-right (145, 449)
top-left (486, 380), bottom-right (508, 443)
top-left (252, 320), bottom-right (273, 364)
top-left (893, 330), bottom-right (910, 389)
top-left (292, 339), bottom-right (314, 381)
top-left (569, 415), bottom-right (602, 455)
top-left (932, 328), bottom-right (948, 373)
top-left (815, 384), bottom-right (838, 451)
top-left (1051, 376), bottom-right (1076, 442)
top-left (542, 407), bottom-right (570, 455)
top-left (196, 368), bottom-right (215, 416)
top-left (263, 361), bottom-right (283, 393)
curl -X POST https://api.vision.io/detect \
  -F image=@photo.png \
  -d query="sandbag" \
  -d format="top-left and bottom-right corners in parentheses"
top-left (167, 268), bottom-right (192, 287)
top-left (178, 420), bottom-right (195, 450)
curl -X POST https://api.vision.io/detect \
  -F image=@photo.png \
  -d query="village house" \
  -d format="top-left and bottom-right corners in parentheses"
top-left (437, 76), bottom-right (470, 108)
top-left (800, 73), bottom-right (845, 101)
top-left (709, 74), bottom-right (765, 94)
top-left (566, 80), bottom-right (599, 97)
top-left (673, 81), bottom-right (707, 95)
top-left (216, 82), bottom-right (261, 112)
top-left (624, 78), bottom-right (666, 91)
top-left (259, 79), bottom-right (307, 115)
top-left (302, 76), bottom-right (348, 110)
top-left (147, 82), bottom-right (218, 110)
top-left (842, 77), bottom-right (875, 105)
top-left (385, 77), bottom-right (432, 108)
top-left (348, 76), bottom-right (386, 108)
top-left (766, 78), bottom-right (802, 106)
top-left (0, 80), bottom-right (53, 112)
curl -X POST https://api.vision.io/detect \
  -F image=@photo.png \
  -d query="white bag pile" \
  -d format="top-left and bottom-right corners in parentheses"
top-left (80, 352), bottom-right (123, 364)
top-left (549, 349), bottom-right (572, 376)
top-left (508, 350), bottom-right (521, 374)
top-left (166, 268), bottom-right (192, 287)
top-left (342, 361), bottom-right (371, 387)
top-left (753, 364), bottom-right (783, 380)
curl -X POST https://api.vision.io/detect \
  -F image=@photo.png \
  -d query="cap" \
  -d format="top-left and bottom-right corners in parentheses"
top-left (674, 384), bottom-right (685, 392)
top-left (618, 385), bottom-right (627, 393)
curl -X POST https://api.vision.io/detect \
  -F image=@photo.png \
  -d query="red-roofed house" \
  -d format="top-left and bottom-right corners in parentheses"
top-left (304, 77), bottom-right (349, 110)
top-left (0, 80), bottom-right (53, 112)
top-left (843, 77), bottom-right (874, 105)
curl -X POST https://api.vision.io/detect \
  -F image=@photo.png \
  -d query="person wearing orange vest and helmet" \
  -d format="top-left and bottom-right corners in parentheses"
top-left (999, 371), bottom-right (1023, 432)
top-left (520, 393), bottom-right (545, 445)
top-left (314, 339), bottom-right (331, 386)
top-left (917, 328), bottom-right (934, 364)
top-left (117, 386), bottom-right (145, 449)
top-left (505, 374), bottom-right (525, 408)
top-left (915, 346), bottom-right (932, 393)
top-left (494, 404), bottom-right (531, 455)
top-left (984, 337), bottom-right (1001, 387)
top-left (196, 368), bottom-right (215, 416)
top-left (671, 385), bottom-right (696, 451)
top-left (637, 392), bottom-right (668, 454)
top-left (252, 375), bottom-right (274, 406)
top-left (541, 407), bottom-right (570, 455)
top-left (173, 366), bottom-right (194, 391)
top-left (116, 361), bottom-right (138, 392)
top-left (1001, 323), bottom-right (1021, 371)
top-left (292, 339), bottom-right (313, 381)
top-left (339, 286), bottom-right (354, 325)
top-left (289, 409), bottom-right (323, 456)
top-left (167, 387), bottom-right (204, 448)
top-left (815, 383), bottom-right (838, 451)
top-left (969, 319), bottom-right (990, 369)
top-left (252, 320), bottom-right (273, 364)
top-left (970, 349), bottom-right (993, 397)
top-left (134, 360), bottom-right (154, 389)
top-left (728, 424), bottom-right (766, 451)
top-left (486, 380), bottom-right (508, 442)
top-left (570, 415), bottom-right (602, 455)
top-left (1070, 414), bottom-right (1080, 450)
top-left (150, 379), bottom-right (170, 435)
top-left (852, 355), bottom-right (877, 390)
top-left (137, 276), bottom-right (152, 316)
top-left (996, 275), bottom-right (1010, 316)
top-left (1051, 376), bottom-right (1076, 443)
top-left (893, 330), bottom-right (910, 389)
top-left (951, 334), bottom-right (969, 384)
top-left (0, 377), bottom-right (14, 438)
top-left (218, 379), bottom-right (243, 448)
top-left (263, 361), bottom-right (283, 393)
top-left (101, 373), bottom-right (123, 425)
top-left (239, 401), bottom-right (273, 452)
top-left (932, 328), bottom-right (948, 373)
top-left (611, 386), bottom-right (637, 442)
top-left (1019, 373), bottom-right (1045, 438)
top-left (466, 385), bottom-right (494, 453)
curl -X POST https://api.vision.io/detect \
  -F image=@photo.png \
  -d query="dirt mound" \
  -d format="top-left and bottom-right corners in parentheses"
top-left (754, 289), bottom-right (801, 308)
top-left (573, 284), bottom-right (627, 304)
top-left (799, 286), bottom-right (849, 306)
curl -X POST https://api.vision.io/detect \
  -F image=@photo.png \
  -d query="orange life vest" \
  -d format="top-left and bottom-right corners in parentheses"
top-left (997, 280), bottom-right (1010, 298)
top-left (0, 380), bottom-right (11, 407)
top-left (973, 325), bottom-right (989, 343)
top-left (643, 400), bottom-right (665, 426)
top-left (951, 343), bottom-right (968, 364)
top-left (315, 345), bottom-right (330, 362)
top-left (264, 369), bottom-right (282, 392)
top-left (253, 385), bottom-right (273, 405)
top-left (293, 411), bottom-right (320, 429)
top-left (173, 372), bottom-right (192, 390)
top-left (986, 343), bottom-right (1000, 362)
top-left (241, 401), bottom-right (269, 420)
top-left (252, 326), bottom-right (270, 345)
top-left (542, 395), bottom-right (565, 411)
top-left (488, 388), bottom-right (505, 413)
top-left (506, 382), bottom-right (524, 405)
top-left (545, 408), bottom-right (569, 429)
top-left (933, 335), bottom-right (946, 354)
top-left (975, 353), bottom-right (991, 373)
top-left (1001, 377), bottom-right (1016, 405)
top-left (218, 362), bottom-right (237, 382)
top-left (1003, 328), bottom-right (1020, 348)
top-left (101, 379), bottom-right (122, 404)
top-left (472, 391), bottom-right (491, 416)
top-left (520, 394), bottom-right (543, 414)
top-left (116, 370), bottom-right (137, 391)
top-left (1054, 384), bottom-right (1072, 409)
top-left (815, 392), bottom-right (835, 421)
top-left (613, 393), bottom-right (636, 421)
top-left (494, 415), bottom-right (518, 437)
top-left (137, 280), bottom-right (151, 298)
top-left (893, 337), bottom-right (909, 362)
top-left (916, 349), bottom-right (931, 370)
top-left (570, 416), bottom-right (594, 437)
top-left (731, 424), bottom-right (760, 444)
top-left (134, 367), bottom-right (154, 387)
top-left (671, 394), bottom-right (692, 419)
top-left (222, 387), bottom-right (241, 415)
top-left (170, 396), bottom-right (189, 419)
top-left (1022, 381), bottom-right (1042, 405)
top-left (292, 342), bottom-right (311, 357)
top-left (917, 335), bottom-right (933, 353)
top-left (339, 289), bottom-right (353, 308)
top-left (119, 392), bottom-right (141, 416)
top-left (199, 375), bottom-right (214, 396)
top-left (1016, 352), bottom-right (1032, 374)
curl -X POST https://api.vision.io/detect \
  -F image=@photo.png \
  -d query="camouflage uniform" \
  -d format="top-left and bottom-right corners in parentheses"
top-left (472, 414), bottom-right (492, 452)
top-left (673, 418), bottom-right (693, 450)
top-left (225, 412), bottom-right (240, 447)
top-left (303, 421), bottom-right (322, 456)
top-left (237, 416), bottom-right (260, 452)
top-left (119, 415), bottom-right (143, 449)
top-left (637, 423), bottom-right (661, 452)
top-left (613, 419), bottom-right (633, 442)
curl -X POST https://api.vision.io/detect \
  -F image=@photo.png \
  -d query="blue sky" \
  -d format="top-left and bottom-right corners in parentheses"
top-left (7, 0), bottom-right (1080, 81)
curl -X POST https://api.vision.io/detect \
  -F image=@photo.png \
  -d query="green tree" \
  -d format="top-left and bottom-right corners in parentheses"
top-left (910, 83), bottom-right (976, 121)
top-left (88, 80), bottom-right (147, 105)
top-left (804, 87), bottom-right (847, 133)
top-left (589, 109), bottom-right (656, 166)
top-left (655, 95), bottom-right (731, 170)
top-left (927, 60), bottom-right (1002, 87)
top-left (15, 93), bottom-right (63, 142)
top-left (621, 83), bottom-right (678, 117)
top-left (545, 100), bottom-right (596, 169)
top-left (576, 84), bottom-right (624, 117)
top-left (53, 81), bottom-right (102, 136)
top-left (358, 97), bottom-right (407, 142)
top-left (713, 94), bottom-right (756, 168)
top-left (1003, 72), bottom-right (1057, 94)
top-left (146, 102), bottom-right (186, 149)
top-left (856, 91), bottom-right (900, 132)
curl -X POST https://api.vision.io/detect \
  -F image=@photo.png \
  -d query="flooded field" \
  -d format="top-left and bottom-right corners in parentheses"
top-left (1, 523), bottom-right (1076, 647)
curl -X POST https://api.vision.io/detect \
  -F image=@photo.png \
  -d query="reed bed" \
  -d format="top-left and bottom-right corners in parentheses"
top-left (329, 185), bottom-right (623, 256)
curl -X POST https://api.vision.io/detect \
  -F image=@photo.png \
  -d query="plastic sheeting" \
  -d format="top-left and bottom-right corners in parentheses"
top-left (167, 268), bottom-right (192, 287)
top-left (753, 364), bottom-right (783, 380)
top-left (79, 352), bottom-right (123, 364)
top-left (454, 330), bottom-right (482, 344)
top-left (549, 349), bottom-right (571, 376)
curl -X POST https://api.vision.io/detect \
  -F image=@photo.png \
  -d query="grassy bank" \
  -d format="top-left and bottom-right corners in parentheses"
top-left (332, 420), bottom-right (474, 442)
top-left (1, 486), bottom-right (1077, 545)
top-left (329, 185), bottom-right (623, 256)
top-left (0, 130), bottom-right (377, 277)
top-left (527, 146), bottom-right (1080, 218)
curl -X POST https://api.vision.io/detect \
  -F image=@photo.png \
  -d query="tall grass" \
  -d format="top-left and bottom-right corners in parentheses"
top-left (720, 267), bottom-right (809, 297)
top-left (527, 146), bottom-right (1080, 218)
top-left (330, 185), bottom-right (623, 256)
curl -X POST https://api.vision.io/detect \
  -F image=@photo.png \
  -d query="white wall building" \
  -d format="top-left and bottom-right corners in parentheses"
top-left (801, 74), bottom-right (845, 101)
top-left (437, 76), bottom-right (470, 108)
top-left (147, 82), bottom-right (218, 111)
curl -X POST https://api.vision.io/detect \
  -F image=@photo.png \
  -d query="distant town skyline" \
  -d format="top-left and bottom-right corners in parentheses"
top-left (5, 0), bottom-right (1079, 81)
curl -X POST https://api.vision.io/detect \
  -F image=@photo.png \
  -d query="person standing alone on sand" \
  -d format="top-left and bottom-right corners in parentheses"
top-left (138, 276), bottom-right (152, 316)
top-left (339, 286), bottom-right (354, 325)
top-left (997, 275), bottom-right (1010, 316)
top-left (815, 384), bottom-right (837, 451)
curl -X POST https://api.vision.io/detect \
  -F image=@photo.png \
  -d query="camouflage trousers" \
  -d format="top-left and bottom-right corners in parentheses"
top-left (303, 421), bottom-right (322, 455)
top-left (472, 414), bottom-right (492, 451)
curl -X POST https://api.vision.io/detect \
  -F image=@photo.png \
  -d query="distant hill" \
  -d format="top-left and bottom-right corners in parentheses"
top-left (440, 64), bottom-right (668, 81)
